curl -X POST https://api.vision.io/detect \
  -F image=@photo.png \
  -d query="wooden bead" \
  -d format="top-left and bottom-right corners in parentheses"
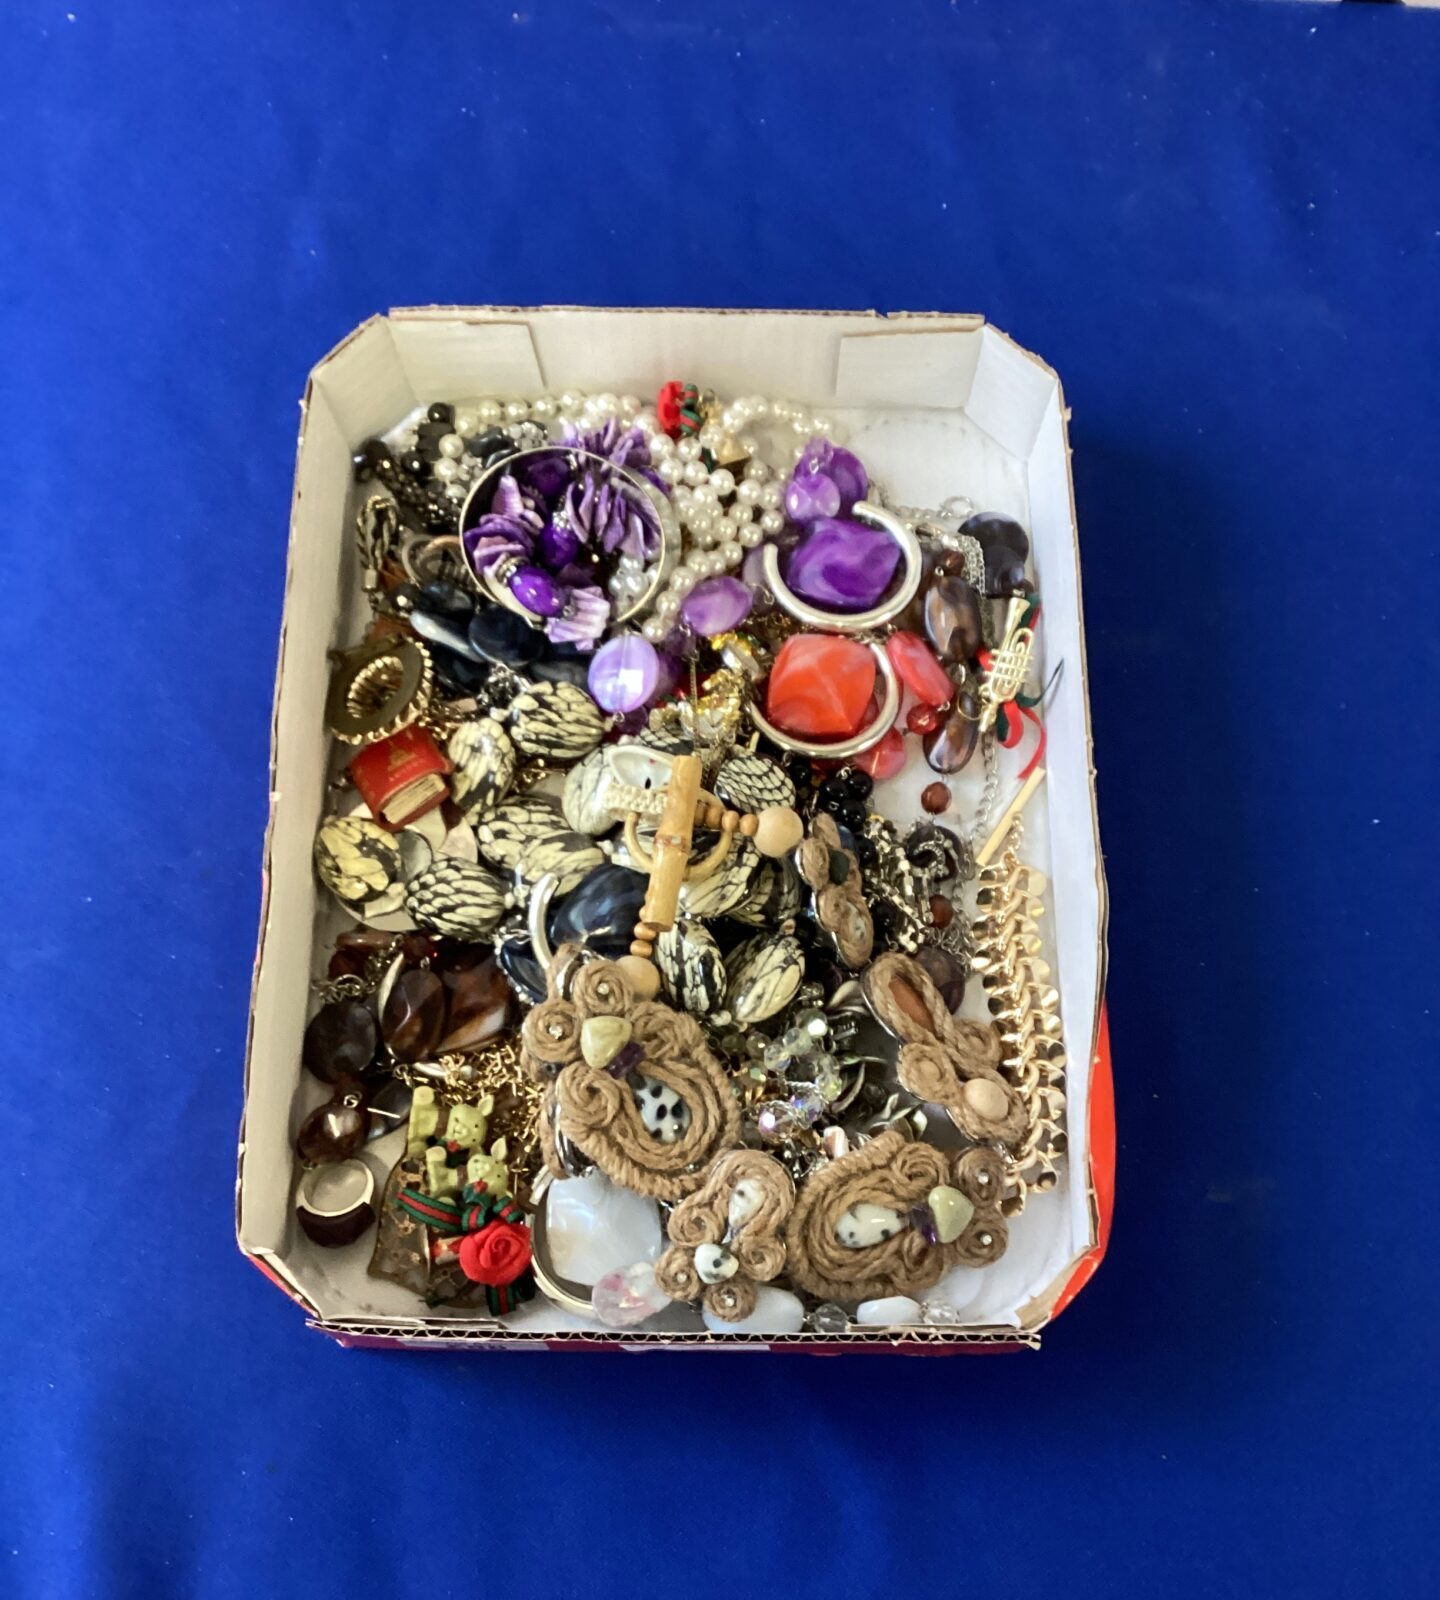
top-left (752, 804), bottom-right (803, 858)
top-left (630, 938), bottom-right (655, 959)
top-left (614, 954), bottom-right (661, 999)
top-left (720, 810), bottom-right (741, 835)
top-left (738, 813), bottom-right (759, 837)
top-left (634, 919), bottom-right (664, 941)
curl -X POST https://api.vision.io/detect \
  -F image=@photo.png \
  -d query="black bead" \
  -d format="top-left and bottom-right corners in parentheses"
top-left (834, 799), bottom-right (867, 833)
top-left (427, 402), bottom-right (454, 426)
top-left (841, 767), bottom-right (873, 800)
top-left (855, 838), bottom-right (879, 869)
top-left (817, 776), bottom-right (848, 812)
top-left (827, 849), bottom-right (852, 886)
top-left (419, 579), bottom-right (476, 620)
top-left (352, 439), bottom-right (390, 482)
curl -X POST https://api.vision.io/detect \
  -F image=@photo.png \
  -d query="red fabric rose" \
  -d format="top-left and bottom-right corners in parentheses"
top-left (457, 1219), bottom-right (532, 1286)
top-left (656, 381), bottom-right (685, 438)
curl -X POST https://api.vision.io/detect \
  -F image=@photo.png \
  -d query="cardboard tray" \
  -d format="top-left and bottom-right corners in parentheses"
top-left (237, 306), bottom-right (1114, 1352)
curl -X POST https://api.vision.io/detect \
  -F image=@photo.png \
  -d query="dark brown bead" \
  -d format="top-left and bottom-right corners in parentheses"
top-left (302, 998), bottom-right (379, 1084)
top-left (929, 893), bottom-right (954, 929)
top-left (436, 953), bottom-right (515, 1053)
top-left (923, 575), bottom-right (983, 663)
top-left (380, 968), bottom-right (445, 1062)
top-left (921, 781), bottom-right (952, 815)
top-left (915, 944), bottom-right (966, 1013)
top-left (295, 1084), bottom-right (370, 1165)
top-left (922, 693), bottom-right (980, 774)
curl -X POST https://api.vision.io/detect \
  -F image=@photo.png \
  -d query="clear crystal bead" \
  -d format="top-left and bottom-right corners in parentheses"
top-left (810, 1302), bottom-right (851, 1335)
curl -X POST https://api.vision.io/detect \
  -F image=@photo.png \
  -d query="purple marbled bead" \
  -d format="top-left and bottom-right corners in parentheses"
top-left (784, 470), bottom-right (842, 525)
top-left (783, 517), bottom-right (902, 611)
top-left (509, 564), bottom-right (565, 617)
top-left (910, 1203), bottom-right (940, 1247)
top-left (680, 576), bottom-right (753, 636)
top-left (605, 1040), bottom-right (645, 1080)
top-left (587, 633), bottom-right (661, 713)
top-left (537, 520), bottom-right (580, 571)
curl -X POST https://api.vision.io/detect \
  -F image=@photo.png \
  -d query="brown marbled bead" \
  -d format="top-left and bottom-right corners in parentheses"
top-left (436, 952), bottom-right (515, 1053)
top-left (922, 693), bottom-right (981, 774)
top-left (929, 894), bottom-right (954, 929)
top-left (915, 944), bottom-right (966, 1013)
top-left (380, 968), bottom-right (445, 1062)
top-left (295, 1084), bottom-right (370, 1165)
top-left (921, 781), bottom-right (952, 815)
top-left (923, 575), bottom-right (983, 663)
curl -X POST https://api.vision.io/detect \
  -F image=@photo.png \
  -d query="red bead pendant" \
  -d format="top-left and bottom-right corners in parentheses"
top-left (765, 634), bottom-right (878, 739)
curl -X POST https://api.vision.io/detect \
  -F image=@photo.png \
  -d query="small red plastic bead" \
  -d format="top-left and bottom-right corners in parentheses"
top-left (906, 703), bottom-right (942, 735)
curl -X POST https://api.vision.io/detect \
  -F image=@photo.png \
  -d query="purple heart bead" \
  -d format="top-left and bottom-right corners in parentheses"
top-left (587, 633), bottom-right (661, 714)
top-left (783, 517), bottom-right (901, 612)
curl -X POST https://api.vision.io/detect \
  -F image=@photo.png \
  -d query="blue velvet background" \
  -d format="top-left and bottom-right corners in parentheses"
top-left (2, 2), bottom-right (1437, 1596)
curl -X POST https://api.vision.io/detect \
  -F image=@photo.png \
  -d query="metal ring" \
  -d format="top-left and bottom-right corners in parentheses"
top-left (747, 638), bottom-right (900, 759)
top-left (459, 446), bottom-right (680, 627)
top-left (528, 872), bottom-right (559, 973)
top-left (761, 500), bottom-right (923, 633)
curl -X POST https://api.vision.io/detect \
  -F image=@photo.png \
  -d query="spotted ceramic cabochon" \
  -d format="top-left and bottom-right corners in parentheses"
top-left (634, 1075), bottom-right (691, 1144)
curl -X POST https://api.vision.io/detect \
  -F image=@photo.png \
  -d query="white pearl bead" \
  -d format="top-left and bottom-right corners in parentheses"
top-left (683, 460), bottom-right (708, 487)
top-left (656, 592), bottom-right (679, 617)
top-left (454, 410), bottom-right (478, 436)
top-left (737, 479), bottom-right (761, 506)
top-left (642, 618), bottom-right (666, 642)
top-left (505, 400), bottom-right (529, 422)
top-left (744, 458), bottom-right (771, 482)
top-left (709, 467), bottom-right (736, 497)
top-left (759, 482), bottom-right (782, 509)
top-left (607, 575), bottom-right (625, 596)
top-left (438, 433), bottom-right (466, 459)
top-left (558, 391), bottom-right (582, 415)
top-left (670, 567), bottom-right (696, 596)
top-left (531, 396), bottom-right (556, 421)
top-left (740, 523), bottom-right (764, 548)
top-left (699, 424), bottom-right (724, 449)
top-left (749, 399), bottom-right (771, 419)
top-left (650, 431), bottom-right (675, 456)
top-left (759, 509), bottom-right (784, 535)
top-left (478, 399), bottom-right (502, 423)
top-left (657, 457), bottom-right (682, 484)
top-left (596, 392), bottom-right (618, 415)
top-left (677, 438), bottom-right (700, 462)
top-left (727, 505), bottom-right (752, 532)
top-left (722, 543), bottom-right (744, 568)
top-left (619, 394), bottom-right (641, 417)
top-left (737, 435), bottom-right (758, 457)
top-left (631, 410), bottom-right (657, 435)
top-left (432, 457), bottom-right (459, 483)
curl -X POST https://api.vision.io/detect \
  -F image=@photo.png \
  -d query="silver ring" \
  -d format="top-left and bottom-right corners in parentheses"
top-left (528, 1170), bottom-right (599, 1317)
top-left (747, 638), bottom-right (900, 759)
top-left (460, 447), bottom-right (680, 627)
top-left (761, 500), bottom-right (923, 633)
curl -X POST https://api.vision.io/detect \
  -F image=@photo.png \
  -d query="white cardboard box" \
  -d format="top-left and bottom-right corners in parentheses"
top-left (237, 307), bottom-right (1113, 1352)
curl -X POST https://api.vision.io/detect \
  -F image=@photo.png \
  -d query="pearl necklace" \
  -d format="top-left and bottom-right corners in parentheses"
top-left (392, 388), bottom-right (836, 642)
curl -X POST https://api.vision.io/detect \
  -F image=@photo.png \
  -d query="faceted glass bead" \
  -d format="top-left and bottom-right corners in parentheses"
top-left (302, 998), bottom-right (379, 1085)
top-left (380, 968), bottom-right (445, 1062)
top-left (885, 631), bottom-right (953, 707)
top-left (906, 703), bottom-right (941, 736)
top-left (765, 634), bottom-right (877, 739)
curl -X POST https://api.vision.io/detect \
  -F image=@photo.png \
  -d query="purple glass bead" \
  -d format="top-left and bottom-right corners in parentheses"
top-left (537, 520), bottom-right (581, 571)
top-left (784, 470), bottom-right (842, 525)
top-left (509, 564), bottom-right (565, 618)
top-left (587, 634), bottom-right (661, 713)
top-left (606, 1040), bottom-right (645, 1080)
top-left (680, 576), bottom-right (753, 636)
top-left (910, 1203), bottom-right (941, 1247)
top-left (652, 648), bottom-right (682, 701)
top-left (783, 517), bottom-right (901, 612)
